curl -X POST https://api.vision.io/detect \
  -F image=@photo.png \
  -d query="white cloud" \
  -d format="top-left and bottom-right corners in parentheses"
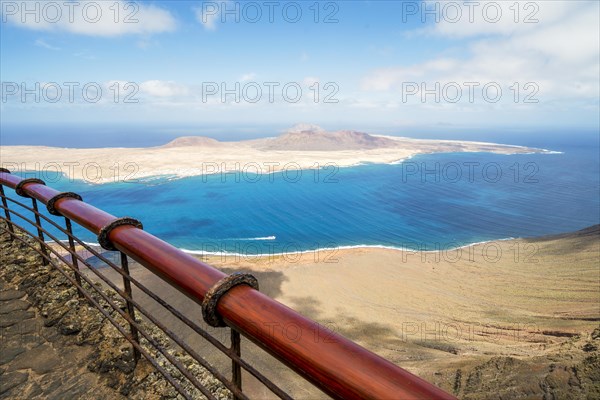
top-left (422, 0), bottom-right (562, 38)
top-left (73, 50), bottom-right (95, 60)
top-left (2, 1), bottom-right (176, 37)
top-left (34, 39), bottom-right (60, 50)
top-left (362, 1), bottom-right (600, 102)
top-left (303, 76), bottom-right (320, 87)
top-left (139, 80), bottom-right (189, 97)
top-left (239, 73), bottom-right (256, 82)
top-left (195, 1), bottom-right (228, 31)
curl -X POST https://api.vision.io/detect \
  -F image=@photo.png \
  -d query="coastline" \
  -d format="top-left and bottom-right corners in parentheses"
top-left (179, 238), bottom-right (518, 257)
top-left (53, 236), bottom-right (519, 259)
top-left (47, 225), bottom-right (599, 398)
top-left (96, 224), bottom-right (599, 394)
top-left (0, 135), bottom-right (550, 184)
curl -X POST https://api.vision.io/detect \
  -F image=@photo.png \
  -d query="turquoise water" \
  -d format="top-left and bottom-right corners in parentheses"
top-left (7, 134), bottom-right (599, 255)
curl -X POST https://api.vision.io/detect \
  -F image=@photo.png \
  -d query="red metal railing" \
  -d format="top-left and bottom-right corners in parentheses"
top-left (0, 171), bottom-right (455, 400)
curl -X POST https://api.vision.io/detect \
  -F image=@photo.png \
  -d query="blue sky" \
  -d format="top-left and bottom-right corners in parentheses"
top-left (1, 1), bottom-right (599, 139)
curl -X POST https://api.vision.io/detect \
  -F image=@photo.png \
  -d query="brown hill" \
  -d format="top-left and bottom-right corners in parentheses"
top-left (161, 136), bottom-right (222, 148)
top-left (257, 127), bottom-right (398, 151)
top-left (524, 224), bottom-right (600, 242)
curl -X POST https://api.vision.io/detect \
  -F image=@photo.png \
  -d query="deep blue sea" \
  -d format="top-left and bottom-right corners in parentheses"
top-left (5, 131), bottom-right (599, 255)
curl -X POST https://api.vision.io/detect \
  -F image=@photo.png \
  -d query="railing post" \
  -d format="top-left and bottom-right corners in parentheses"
top-left (120, 251), bottom-right (141, 364)
top-left (31, 198), bottom-right (49, 266)
top-left (231, 329), bottom-right (242, 400)
top-left (64, 217), bottom-right (85, 299)
top-left (0, 185), bottom-right (15, 240)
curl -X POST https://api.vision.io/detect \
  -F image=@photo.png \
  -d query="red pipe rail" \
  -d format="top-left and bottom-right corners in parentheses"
top-left (0, 172), bottom-right (455, 400)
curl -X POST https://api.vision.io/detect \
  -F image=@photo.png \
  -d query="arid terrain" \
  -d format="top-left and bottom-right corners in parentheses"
top-left (91, 225), bottom-right (599, 398)
top-left (2, 211), bottom-right (599, 398)
top-left (0, 125), bottom-right (547, 183)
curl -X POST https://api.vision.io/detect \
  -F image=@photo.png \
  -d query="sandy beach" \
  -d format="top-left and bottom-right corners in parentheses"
top-left (84, 225), bottom-right (599, 398)
top-left (0, 129), bottom-right (545, 184)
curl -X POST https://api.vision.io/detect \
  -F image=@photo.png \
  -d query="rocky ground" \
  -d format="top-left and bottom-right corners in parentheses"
top-left (0, 222), bottom-right (229, 399)
top-left (0, 276), bottom-right (121, 399)
top-left (426, 328), bottom-right (600, 399)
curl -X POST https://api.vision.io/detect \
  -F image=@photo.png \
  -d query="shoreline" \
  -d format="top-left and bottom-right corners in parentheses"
top-left (3, 148), bottom-right (561, 186)
top-left (43, 225), bottom-right (600, 398)
top-left (0, 134), bottom-right (553, 184)
top-left (54, 235), bottom-right (519, 258)
top-left (179, 237), bottom-right (518, 257)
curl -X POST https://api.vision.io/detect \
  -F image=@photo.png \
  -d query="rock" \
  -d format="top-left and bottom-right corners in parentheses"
top-left (0, 346), bottom-right (26, 365)
top-left (39, 373), bottom-right (63, 394)
top-left (0, 299), bottom-right (30, 314)
top-left (58, 322), bottom-right (81, 335)
top-left (57, 313), bottom-right (82, 335)
top-left (0, 310), bottom-right (35, 328)
top-left (0, 222), bottom-right (229, 399)
top-left (4, 317), bottom-right (42, 336)
top-left (0, 371), bottom-right (28, 395)
top-left (41, 304), bottom-right (69, 327)
top-left (0, 289), bottom-right (25, 301)
top-left (9, 344), bottom-right (62, 374)
top-left (583, 342), bottom-right (597, 352)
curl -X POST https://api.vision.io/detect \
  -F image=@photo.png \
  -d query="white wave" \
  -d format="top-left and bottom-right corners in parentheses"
top-left (179, 238), bottom-right (516, 257)
top-left (50, 237), bottom-right (518, 258)
top-left (541, 149), bottom-right (564, 154)
top-left (222, 235), bottom-right (276, 241)
top-left (389, 155), bottom-right (414, 165)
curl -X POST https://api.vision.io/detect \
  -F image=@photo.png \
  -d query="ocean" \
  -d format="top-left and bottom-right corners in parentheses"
top-left (5, 131), bottom-right (599, 255)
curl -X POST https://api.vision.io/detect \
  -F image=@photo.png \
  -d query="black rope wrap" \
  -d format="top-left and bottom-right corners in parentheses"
top-left (97, 217), bottom-right (143, 251)
top-left (15, 178), bottom-right (46, 197)
top-left (46, 192), bottom-right (83, 216)
top-left (0, 168), bottom-right (10, 173)
top-left (202, 272), bottom-right (259, 327)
